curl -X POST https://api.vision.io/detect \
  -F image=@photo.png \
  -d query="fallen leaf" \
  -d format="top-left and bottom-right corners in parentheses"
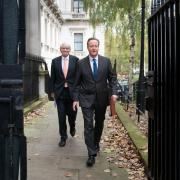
top-left (33, 153), bottom-right (40, 156)
top-left (112, 172), bottom-right (118, 177)
top-left (104, 169), bottom-right (111, 173)
top-left (86, 174), bottom-right (92, 178)
top-left (64, 171), bottom-right (73, 177)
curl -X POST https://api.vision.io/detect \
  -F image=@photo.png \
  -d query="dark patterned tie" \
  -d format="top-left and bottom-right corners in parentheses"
top-left (93, 59), bottom-right (98, 80)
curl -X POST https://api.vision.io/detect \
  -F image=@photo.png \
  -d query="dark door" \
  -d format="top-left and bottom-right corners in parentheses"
top-left (0, 0), bottom-right (26, 179)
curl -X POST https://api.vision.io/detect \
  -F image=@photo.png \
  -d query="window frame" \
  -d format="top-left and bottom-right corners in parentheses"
top-left (73, 0), bottom-right (83, 13)
top-left (74, 33), bottom-right (83, 51)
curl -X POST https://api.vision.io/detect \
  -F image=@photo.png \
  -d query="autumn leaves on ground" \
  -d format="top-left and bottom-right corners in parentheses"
top-left (102, 112), bottom-right (147, 180)
top-left (24, 103), bottom-right (148, 180)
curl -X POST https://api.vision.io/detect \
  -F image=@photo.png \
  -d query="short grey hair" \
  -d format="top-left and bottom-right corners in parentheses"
top-left (60, 43), bottom-right (71, 49)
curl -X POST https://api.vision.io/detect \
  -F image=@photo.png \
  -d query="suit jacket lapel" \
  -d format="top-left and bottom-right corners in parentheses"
top-left (58, 56), bottom-right (64, 77)
top-left (66, 55), bottom-right (71, 78)
top-left (85, 56), bottom-right (94, 79)
top-left (85, 55), bottom-right (103, 81)
top-left (96, 55), bottom-right (104, 81)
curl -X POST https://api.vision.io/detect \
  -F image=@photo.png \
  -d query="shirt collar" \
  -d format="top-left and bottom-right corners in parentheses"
top-left (89, 55), bottom-right (98, 62)
top-left (62, 55), bottom-right (69, 60)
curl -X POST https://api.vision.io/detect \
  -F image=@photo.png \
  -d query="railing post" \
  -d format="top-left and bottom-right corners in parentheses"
top-left (136, 0), bottom-right (146, 114)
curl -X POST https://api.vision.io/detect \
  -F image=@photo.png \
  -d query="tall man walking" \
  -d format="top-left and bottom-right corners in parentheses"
top-left (73, 37), bottom-right (117, 167)
top-left (50, 43), bottom-right (79, 147)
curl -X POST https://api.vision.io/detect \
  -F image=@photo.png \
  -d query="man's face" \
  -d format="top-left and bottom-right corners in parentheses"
top-left (87, 39), bottom-right (99, 58)
top-left (60, 46), bottom-right (70, 57)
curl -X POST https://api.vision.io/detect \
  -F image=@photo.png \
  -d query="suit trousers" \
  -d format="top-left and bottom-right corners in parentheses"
top-left (81, 104), bottom-right (107, 156)
top-left (56, 88), bottom-right (77, 140)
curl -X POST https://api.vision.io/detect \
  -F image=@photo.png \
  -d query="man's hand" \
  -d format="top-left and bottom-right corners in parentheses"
top-left (111, 95), bottom-right (118, 102)
top-left (73, 101), bottom-right (79, 111)
top-left (51, 93), bottom-right (55, 99)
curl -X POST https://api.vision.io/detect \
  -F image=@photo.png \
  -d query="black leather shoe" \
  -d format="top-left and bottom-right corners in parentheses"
top-left (86, 156), bottom-right (95, 167)
top-left (58, 140), bottom-right (66, 147)
top-left (70, 128), bottom-right (76, 137)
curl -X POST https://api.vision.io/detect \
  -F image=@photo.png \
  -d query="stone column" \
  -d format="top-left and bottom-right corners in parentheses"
top-left (26, 0), bottom-right (41, 56)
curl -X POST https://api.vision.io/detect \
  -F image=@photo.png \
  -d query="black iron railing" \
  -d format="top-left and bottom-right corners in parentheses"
top-left (23, 54), bottom-right (46, 105)
top-left (147, 0), bottom-right (180, 179)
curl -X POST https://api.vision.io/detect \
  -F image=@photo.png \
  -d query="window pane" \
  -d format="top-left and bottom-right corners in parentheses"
top-left (73, 0), bottom-right (83, 13)
top-left (79, 2), bottom-right (83, 12)
top-left (74, 43), bottom-right (83, 51)
top-left (74, 33), bottom-right (83, 51)
top-left (74, 1), bottom-right (78, 8)
top-left (74, 34), bottom-right (83, 41)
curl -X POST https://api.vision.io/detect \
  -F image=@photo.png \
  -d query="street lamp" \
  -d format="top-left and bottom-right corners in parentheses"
top-left (136, 0), bottom-right (146, 114)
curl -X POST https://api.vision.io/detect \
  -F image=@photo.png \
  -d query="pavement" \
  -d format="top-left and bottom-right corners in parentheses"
top-left (25, 101), bottom-right (129, 180)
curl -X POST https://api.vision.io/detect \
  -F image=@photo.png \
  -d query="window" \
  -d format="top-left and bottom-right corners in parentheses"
top-left (44, 19), bottom-right (48, 43)
top-left (73, 0), bottom-right (83, 13)
top-left (74, 33), bottom-right (83, 51)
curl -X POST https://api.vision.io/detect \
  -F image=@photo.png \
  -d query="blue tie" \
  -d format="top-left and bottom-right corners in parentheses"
top-left (93, 59), bottom-right (98, 80)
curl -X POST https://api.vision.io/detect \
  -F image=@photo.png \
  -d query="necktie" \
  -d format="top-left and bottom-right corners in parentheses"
top-left (93, 59), bottom-right (98, 80)
top-left (63, 58), bottom-right (68, 78)
top-left (63, 58), bottom-right (68, 87)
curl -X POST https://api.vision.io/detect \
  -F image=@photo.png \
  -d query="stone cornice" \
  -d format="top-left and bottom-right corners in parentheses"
top-left (40, 0), bottom-right (64, 24)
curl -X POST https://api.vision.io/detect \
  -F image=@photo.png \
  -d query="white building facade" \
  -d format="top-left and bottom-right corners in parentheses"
top-left (58, 0), bottom-right (105, 59)
top-left (40, 0), bottom-right (105, 70)
top-left (40, 0), bottom-right (63, 70)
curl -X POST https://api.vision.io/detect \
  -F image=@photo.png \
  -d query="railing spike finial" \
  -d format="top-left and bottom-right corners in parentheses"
top-left (151, 0), bottom-right (162, 14)
top-left (151, 0), bottom-right (155, 14)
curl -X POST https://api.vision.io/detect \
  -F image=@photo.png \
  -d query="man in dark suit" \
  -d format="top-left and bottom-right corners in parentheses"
top-left (73, 37), bottom-right (118, 167)
top-left (50, 43), bottom-right (79, 147)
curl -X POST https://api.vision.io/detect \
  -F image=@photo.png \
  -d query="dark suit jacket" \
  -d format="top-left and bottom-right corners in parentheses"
top-left (73, 55), bottom-right (117, 108)
top-left (50, 55), bottom-right (79, 100)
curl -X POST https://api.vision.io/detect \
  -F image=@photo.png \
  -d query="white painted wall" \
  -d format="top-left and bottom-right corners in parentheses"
top-left (58, 0), bottom-right (105, 60)
top-left (40, 0), bottom-right (105, 70)
top-left (40, 0), bottom-right (63, 71)
top-left (59, 23), bottom-right (105, 59)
